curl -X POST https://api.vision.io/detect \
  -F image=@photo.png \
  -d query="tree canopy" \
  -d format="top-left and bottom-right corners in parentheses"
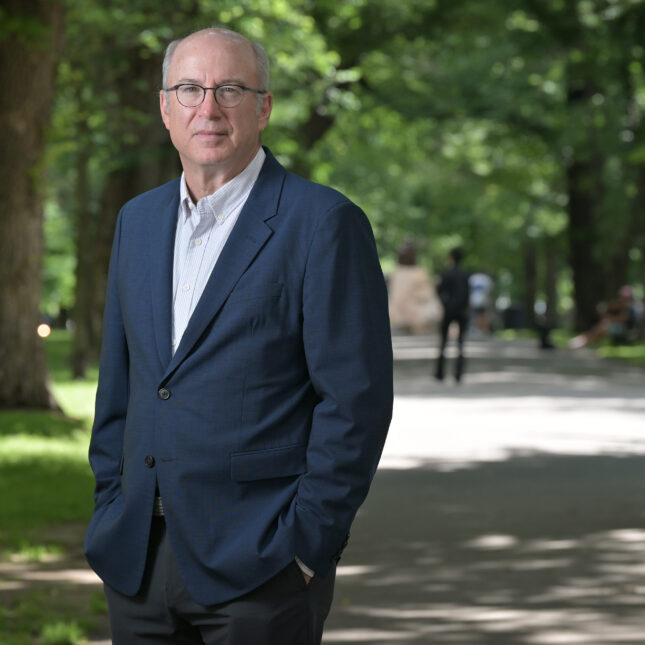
top-left (4, 0), bottom-right (645, 392)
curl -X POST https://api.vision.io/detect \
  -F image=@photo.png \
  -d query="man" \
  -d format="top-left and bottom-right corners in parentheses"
top-left (84, 27), bottom-right (393, 645)
top-left (434, 247), bottom-right (469, 383)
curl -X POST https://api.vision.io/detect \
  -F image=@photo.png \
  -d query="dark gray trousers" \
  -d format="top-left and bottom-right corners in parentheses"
top-left (104, 517), bottom-right (336, 645)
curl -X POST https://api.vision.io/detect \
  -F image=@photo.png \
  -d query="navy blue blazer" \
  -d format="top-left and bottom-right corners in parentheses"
top-left (84, 148), bottom-right (393, 605)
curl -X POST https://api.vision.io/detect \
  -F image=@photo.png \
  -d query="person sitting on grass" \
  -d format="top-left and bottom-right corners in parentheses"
top-left (569, 286), bottom-right (638, 348)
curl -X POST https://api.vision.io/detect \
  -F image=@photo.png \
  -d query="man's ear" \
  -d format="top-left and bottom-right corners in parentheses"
top-left (160, 91), bottom-right (170, 130)
top-left (258, 92), bottom-right (273, 131)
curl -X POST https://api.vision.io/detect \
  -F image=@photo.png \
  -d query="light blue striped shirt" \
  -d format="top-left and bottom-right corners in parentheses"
top-left (172, 148), bottom-right (266, 354)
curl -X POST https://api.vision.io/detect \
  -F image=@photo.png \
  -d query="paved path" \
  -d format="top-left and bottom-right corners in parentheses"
top-left (323, 335), bottom-right (645, 644)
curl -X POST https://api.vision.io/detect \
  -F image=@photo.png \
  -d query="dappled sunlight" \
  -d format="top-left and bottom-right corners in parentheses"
top-left (382, 394), bottom-right (645, 471)
top-left (336, 564), bottom-right (382, 577)
top-left (328, 523), bottom-right (645, 643)
top-left (326, 449), bottom-right (645, 643)
top-left (20, 568), bottom-right (100, 584)
top-left (51, 380), bottom-right (97, 422)
top-left (0, 434), bottom-right (88, 464)
top-left (464, 534), bottom-right (519, 549)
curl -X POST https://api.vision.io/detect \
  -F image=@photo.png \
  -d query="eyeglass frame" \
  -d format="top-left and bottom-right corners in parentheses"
top-left (164, 83), bottom-right (267, 108)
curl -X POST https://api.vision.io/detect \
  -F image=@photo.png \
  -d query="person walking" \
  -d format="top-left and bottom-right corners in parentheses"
top-left (435, 247), bottom-right (470, 383)
top-left (84, 26), bottom-right (393, 645)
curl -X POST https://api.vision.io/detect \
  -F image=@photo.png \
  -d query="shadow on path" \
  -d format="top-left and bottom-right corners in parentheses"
top-left (324, 335), bottom-right (645, 644)
top-left (326, 456), bottom-right (645, 644)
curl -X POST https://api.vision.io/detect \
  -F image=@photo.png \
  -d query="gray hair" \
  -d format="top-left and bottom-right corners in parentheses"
top-left (162, 27), bottom-right (270, 114)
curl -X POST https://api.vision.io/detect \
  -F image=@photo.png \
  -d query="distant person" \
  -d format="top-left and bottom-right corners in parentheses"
top-left (469, 271), bottom-right (494, 334)
top-left (569, 285), bottom-right (638, 348)
top-left (388, 238), bottom-right (442, 334)
top-left (435, 247), bottom-right (470, 382)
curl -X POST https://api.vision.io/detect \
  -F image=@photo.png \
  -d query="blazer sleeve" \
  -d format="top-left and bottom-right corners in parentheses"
top-left (87, 208), bottom-right (129, 511)
top-left (296, 200), bottom-right (393, 576)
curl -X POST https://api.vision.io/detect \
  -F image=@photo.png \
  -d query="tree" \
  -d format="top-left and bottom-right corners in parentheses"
top-left (0, 0), bottom-right (64, 408)
top-left (44, 0), bottom-right (645, 345)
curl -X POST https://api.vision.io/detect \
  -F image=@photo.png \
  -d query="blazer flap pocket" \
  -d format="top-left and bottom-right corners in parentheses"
top-left (231, 443), bottom-right (307, 482)
top-left (227, 282), bottom-right (283, 304)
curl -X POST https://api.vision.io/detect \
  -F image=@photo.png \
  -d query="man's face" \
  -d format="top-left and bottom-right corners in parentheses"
top-left (160, 33), bottom-right (272, 184)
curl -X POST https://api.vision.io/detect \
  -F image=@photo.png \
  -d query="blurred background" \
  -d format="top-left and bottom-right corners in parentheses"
top-left (1, 0), bottom-right (645, 643)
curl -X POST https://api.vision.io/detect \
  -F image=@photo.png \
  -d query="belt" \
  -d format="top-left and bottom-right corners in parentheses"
top-left (153, 495), bottom-right (165, 517)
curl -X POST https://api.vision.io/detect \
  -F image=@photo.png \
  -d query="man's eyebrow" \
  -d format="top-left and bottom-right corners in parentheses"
top-left (174, 78), bottom-right (203, 85)
top-left (174, 78), bottom-right (247, 86)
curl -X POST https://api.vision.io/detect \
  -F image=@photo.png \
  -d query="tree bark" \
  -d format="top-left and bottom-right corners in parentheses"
top-left (0, 0), bottom-right (64, 408)
top-left (544, 237), bottom-right (558, 330)
top-left (70, 50), bottom-right (179, 377)
top-left (522, 236), bottom-right (537, 330)
top-left (564, 67), bottom-right (608, 332)
top-left (70, 138), bottom-right (94, 379)
top-left (565, 157), bottom-right (607, 331)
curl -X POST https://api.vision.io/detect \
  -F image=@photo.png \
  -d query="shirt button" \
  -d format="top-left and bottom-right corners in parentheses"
top-left (194, 238), bottom-right (202, 247)
top-left (183, 283), bottom-right (191, 292)
top-left (144, 455), bottom-right (155, 468)
top-left (158, 388), bottom-right (171, 400)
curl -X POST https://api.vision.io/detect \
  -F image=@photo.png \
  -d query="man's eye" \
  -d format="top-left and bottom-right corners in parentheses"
top-left (182, 85), bottom-right (201, 93)
top-left (220, 86), bottom-right (239, 94)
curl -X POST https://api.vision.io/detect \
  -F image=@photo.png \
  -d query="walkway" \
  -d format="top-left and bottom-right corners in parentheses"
top-left (323, 335), bottom-right (645, 644)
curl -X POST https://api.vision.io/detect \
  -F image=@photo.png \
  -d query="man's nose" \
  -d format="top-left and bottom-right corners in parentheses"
top-left (197, 90), bottom-right (223, 117)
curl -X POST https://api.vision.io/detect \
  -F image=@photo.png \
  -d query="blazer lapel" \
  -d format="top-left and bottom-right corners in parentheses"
top-left (163, 151), bottom-right (286, 379)
top-left (149, 181), bottom-right (181, 371)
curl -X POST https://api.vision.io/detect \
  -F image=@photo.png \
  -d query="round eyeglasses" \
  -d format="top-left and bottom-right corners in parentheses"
top-left (165, 83), bottom-right (266, 108)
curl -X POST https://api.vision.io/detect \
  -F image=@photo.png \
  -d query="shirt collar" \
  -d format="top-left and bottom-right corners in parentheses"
top-left (179, 148), bottom-right (266, 222)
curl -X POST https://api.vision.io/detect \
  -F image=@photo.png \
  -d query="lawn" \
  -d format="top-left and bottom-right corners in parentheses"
top-left (0, 331), bottom-right (103, 645)
top-left (497, 328), bottom-right (645, 366)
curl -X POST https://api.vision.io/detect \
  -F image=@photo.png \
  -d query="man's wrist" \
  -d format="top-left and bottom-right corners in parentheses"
top-left (295, 555), bottom-right (315, 578)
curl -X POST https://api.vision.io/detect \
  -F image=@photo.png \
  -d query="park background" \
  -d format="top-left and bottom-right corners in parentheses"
top-left (1, 0), bottom-right (645, 643)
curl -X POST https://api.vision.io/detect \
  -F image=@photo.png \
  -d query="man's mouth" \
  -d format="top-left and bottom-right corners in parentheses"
top-left (194, 130), bottom-right (227, 138)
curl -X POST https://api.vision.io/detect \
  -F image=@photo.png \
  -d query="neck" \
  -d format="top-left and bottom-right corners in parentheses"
top-left (183, 146), bottom-right (261, 202)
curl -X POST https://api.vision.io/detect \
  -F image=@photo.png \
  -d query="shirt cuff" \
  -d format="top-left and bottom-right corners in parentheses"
top-left (295, 556), bottom-right (315, 578)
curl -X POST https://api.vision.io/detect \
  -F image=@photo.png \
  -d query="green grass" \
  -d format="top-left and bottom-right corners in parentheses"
top-left (0, 588), bottom-right (101, 645)
top-left (496, 327), bottom-right (645, 366)
top-left (596, 342), bottom-right (645, 366)
top-left (0, 332), bottom-right (96, 549)
top-left (0, 330), bottom-right (100, 644)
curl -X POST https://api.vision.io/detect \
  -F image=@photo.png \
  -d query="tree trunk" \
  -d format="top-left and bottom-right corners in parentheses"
top-left (70, 141), bottom-right (94, 379)
top-left (565, 158), bottom-right (607, 331)
top-left (544, 237), bottom-right (558, 330)
top-left (0, 0), bottom-right (64, 408)
top-left (522, 236), bottom-right (537, 330)
top-left (69, 49), bottom-right (179, 377)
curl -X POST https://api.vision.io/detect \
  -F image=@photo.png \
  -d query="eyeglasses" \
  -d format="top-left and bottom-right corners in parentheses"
top-left (165, 83), bottom-right (266, 108)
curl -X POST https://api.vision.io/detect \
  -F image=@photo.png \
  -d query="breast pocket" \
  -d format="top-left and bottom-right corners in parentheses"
top-left (227, 282), bottom-right (283, 305)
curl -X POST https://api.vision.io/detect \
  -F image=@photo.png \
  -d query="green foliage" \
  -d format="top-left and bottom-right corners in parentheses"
top-left (40, 621), bottom-right (84, 645)
top-left (0, 8), bottom-right (52, 47)
top-left (42, 0), bottom-right (645, 326)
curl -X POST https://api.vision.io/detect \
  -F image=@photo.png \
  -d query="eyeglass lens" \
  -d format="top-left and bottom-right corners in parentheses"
top-left (176, 85), bottom-right (245, 108)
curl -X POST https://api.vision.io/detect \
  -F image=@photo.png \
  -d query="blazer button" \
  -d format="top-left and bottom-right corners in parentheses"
top-left (144, 455), bottom-right (155, 468)
top-left (158, 388), bottom-right (171, 400)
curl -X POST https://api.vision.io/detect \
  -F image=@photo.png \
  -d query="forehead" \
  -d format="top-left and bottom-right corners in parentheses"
top-left (169, 33), bottom-right (257, 83)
